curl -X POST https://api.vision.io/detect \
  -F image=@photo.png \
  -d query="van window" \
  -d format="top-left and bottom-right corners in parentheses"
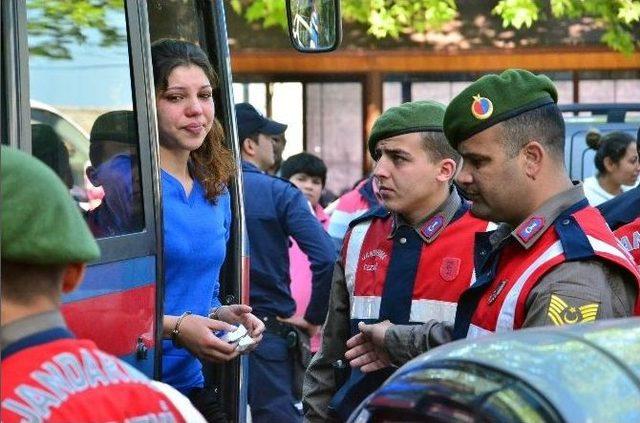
top-left (27, 0), bottom-right (144, 238)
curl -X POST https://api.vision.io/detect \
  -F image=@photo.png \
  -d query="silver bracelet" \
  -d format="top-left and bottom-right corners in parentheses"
top-left (208, 306), bottom-right (222, 320)
top-left (171, 311), bottom-right (192, 348)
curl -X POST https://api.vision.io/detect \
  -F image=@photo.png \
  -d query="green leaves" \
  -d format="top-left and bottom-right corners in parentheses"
top-left (232, 0), bottom-right (288, 29)
top-left (618, 0), bottom-right (640, 24)
top-left (27, 0), bottom-right (639, 58)
top-left (363, 0), bottom-right (457, 38)
top-left (493, 0), bottom-right (539, 29)
top-left (232, 0), bottom-right (639, 53)
top-left (27, 0), bottom-right (126, 60)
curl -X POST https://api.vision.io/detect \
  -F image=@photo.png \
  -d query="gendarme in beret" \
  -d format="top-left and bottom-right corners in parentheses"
top-left (1, 146), bottom-right (100, 265)
top-left (368, 100), bottom-right (446, 157)
top-left (444, 69), bottom-right (558, 149)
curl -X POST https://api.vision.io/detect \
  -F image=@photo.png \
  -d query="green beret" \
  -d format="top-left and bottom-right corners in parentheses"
top-left (368, 100), bottom-right (446, 157)
top-left (444, 69), bottom-right (558, 149)
top-left (1, 146), bottom-right (100, 265)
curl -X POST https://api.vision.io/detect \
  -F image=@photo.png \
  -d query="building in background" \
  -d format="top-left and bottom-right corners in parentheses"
top-left (227, 3), bottom-right (640, 195)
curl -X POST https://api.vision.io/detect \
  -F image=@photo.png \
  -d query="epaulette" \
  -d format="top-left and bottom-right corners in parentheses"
top-left (554, 199), bottom-right (593, 261)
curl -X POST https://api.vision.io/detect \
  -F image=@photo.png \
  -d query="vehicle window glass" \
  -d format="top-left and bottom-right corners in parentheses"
top-left (401, 365), bottom-right (560, 422)
top-left (27, 0), bottom-right (144, 238)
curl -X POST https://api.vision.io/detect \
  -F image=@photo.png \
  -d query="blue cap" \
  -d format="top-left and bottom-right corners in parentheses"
top-left (235, 103), bottom-right (287, 142)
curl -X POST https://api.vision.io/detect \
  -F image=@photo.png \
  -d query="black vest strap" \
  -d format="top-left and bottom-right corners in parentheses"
top-left (452, 231), bottom-right (504, 340)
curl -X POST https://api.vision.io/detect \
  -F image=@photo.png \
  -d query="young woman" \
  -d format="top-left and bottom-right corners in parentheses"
top-left (279, 152), bottom-right (329, 353)
top-left (584, 131), bottom-right (639, 206)
top-left (151, 39), bottom-right (263, 419)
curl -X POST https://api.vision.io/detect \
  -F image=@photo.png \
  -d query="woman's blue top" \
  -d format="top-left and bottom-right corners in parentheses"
top-left (160, 170), bottom-right (231, 394)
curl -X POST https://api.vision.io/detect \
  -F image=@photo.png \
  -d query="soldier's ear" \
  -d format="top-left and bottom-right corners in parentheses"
top-left (436, 158), bottom-right (457, 183)
top-left (61, 263), bottom-right (87, 293)
top-left (522, 141), bottom-right (544, 180)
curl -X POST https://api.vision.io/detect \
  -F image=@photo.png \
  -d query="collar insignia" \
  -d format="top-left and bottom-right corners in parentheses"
top-left (516, 216), bottom-right (545, 243)
top-left (487, 280), bottom-right (507, 305)
top-left (471, 94), bottom-right (494, 120)
top-left (421, 215), bottom-right (444, 240)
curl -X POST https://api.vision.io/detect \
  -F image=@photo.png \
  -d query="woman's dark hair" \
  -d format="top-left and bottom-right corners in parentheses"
top-left (280, 152), bottom-right (327, 187)
top-left (151, 38), bottom-right (235, 201)
top-left (586, 130), bottom-right (636, 175)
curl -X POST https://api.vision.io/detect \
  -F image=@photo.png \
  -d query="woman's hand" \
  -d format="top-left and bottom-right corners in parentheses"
top-left (172, 314), bottom-right (240, 363)
top-left (215, 305), bottom-right (265, 351)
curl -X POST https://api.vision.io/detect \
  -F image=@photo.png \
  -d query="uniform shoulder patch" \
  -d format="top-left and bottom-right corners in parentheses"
top-left (547, 294), bottom-right (599, 326)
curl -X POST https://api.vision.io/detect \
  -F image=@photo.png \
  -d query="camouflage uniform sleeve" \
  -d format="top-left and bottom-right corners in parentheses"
top-left (303, 261), bottom-right (351, 423)
top-left (384, 321), bottom-right (453, 366)
top-left (522, 260), bottom-right (638, 328)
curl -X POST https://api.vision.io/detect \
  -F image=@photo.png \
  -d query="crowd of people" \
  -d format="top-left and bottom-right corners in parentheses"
top-left (2, 38), bottom-right (640, 423)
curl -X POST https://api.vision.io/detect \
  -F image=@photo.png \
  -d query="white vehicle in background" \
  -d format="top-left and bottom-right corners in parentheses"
top-left (561, 103), bottom-right (640, 180)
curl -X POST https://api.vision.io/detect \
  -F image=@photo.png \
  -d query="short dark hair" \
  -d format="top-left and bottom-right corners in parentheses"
top-left (1, 260), bottom-right (65, 305)
top-left (420, 131), bottom-right (460, 163)
top-left (280, 152), bottom-right (327, 186)
top-left (499, 103), bottom-right (565, 160)
top-left (586, 130), bottom-right (637, 175)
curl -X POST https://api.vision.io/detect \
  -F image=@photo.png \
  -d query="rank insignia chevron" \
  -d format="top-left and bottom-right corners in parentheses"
top-left (547, 294), bottom-right (599, 326)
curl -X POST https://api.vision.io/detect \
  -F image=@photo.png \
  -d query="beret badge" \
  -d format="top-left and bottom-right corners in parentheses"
top-left (471, 94), bottom-right (493, 120)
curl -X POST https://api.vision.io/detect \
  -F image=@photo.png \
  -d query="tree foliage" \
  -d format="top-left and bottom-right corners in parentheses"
top-left (231, 0), bottom-right (640, 54)
top-left (27, 0), bottom-right (126, 60)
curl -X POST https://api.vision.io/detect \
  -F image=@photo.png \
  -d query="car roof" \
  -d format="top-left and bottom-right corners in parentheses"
top-left (393, 318), bottom-right (640, 421)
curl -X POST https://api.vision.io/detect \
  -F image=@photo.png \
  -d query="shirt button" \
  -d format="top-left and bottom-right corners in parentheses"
top-left (480, 250), bottom-right (486, 256)
top-left (399, 237), bottom-right (407, 244)
top-left (562, 219), bottom-right (571, 225)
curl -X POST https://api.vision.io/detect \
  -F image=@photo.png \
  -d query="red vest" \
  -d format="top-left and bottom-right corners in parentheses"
top-left (467, 207), bottom-right (640, 338)
top-left (1, 338), bottom-right (189, 422)
top-left (615, 217), bottom-right (640, 270)
top-left (342, 210), bottom-right (490, 325)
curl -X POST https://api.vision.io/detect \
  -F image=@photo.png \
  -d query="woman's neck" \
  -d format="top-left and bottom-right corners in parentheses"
top-left (160, 147), bottom-right (189, 176)
top-left (597, 173), bottom-right (622, 196)
top-left (160, 147), bottom-right (193, 193)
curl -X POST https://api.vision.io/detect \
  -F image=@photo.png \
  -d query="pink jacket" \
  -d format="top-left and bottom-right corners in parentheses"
top-left (289, 203), bottom-right (329, 351)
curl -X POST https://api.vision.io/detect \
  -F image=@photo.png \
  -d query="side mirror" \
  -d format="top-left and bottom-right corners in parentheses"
top-left (286, 0), bottom-right (341, 53)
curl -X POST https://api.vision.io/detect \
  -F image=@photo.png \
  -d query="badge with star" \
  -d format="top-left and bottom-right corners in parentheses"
top-left (547, 294), bottom-right (599, 326)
